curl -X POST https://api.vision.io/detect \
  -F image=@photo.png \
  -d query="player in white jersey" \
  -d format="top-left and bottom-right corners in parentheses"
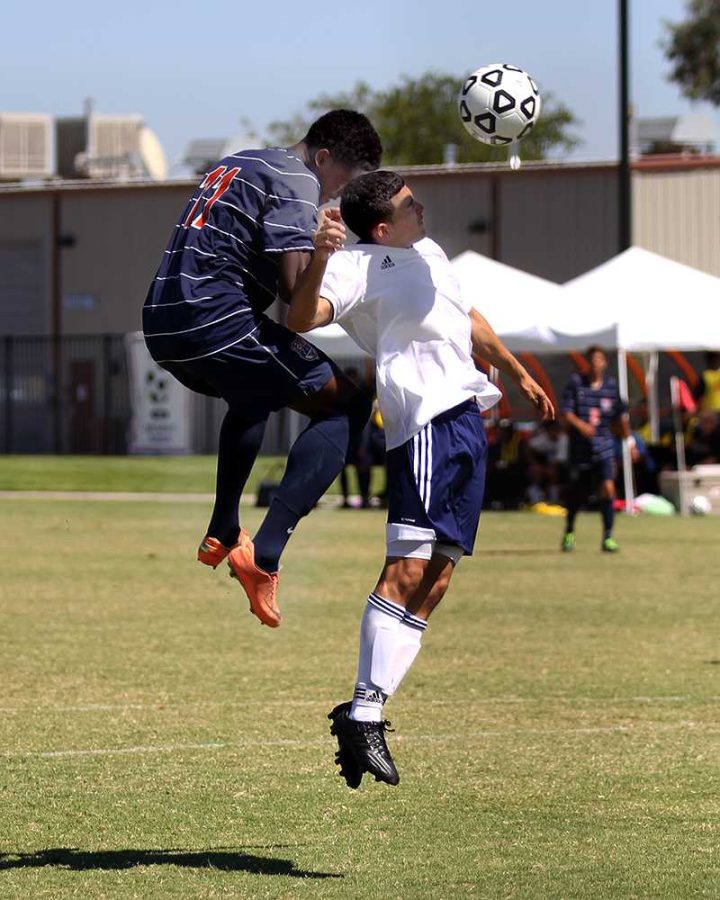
top-left (287, 171), bottom-right (554, 787)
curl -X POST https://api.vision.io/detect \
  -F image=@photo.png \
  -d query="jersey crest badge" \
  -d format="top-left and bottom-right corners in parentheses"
top-left (290, 335), bottom-right (319, 361)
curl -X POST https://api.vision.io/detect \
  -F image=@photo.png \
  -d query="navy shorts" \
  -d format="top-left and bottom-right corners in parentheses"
top-left (385, 399), bottom-right (488, 556)
top-left (158, 315), bottom-right (339, 414)
top-left (569, 457), bottom-right (616, 487)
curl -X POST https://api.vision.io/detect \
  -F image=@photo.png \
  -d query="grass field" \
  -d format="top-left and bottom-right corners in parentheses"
top-left (2, 491), bottom-right (720, 898)
top-left (0, 455), bottom-right (385, 497)
top-left (0, 455), bottom-right (282, 494)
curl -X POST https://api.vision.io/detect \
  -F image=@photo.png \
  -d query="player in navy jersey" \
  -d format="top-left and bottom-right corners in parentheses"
top-left (560, 346), bottom-right (634, 553)
top-left (287, 172), bottom-right (554, 787)
top-left (143, 110), bottom-right (382, 627)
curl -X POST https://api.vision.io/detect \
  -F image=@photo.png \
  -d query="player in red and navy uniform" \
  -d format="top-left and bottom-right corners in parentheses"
top-left (143, 111), bottom-right (382, 625)
top-left (560, 345), bottom-right (633, 553)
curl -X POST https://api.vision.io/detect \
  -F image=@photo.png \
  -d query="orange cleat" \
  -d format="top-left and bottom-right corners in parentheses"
top-left (197, 528), bottom-right (249, 569)
top-left (226, 538), bottom-right (281, 628)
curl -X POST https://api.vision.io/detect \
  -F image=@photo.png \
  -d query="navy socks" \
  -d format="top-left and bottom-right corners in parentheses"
top-left (207, 412), bottom-right (266, 548)
top-left (600, 498), bottom-right (615, 539)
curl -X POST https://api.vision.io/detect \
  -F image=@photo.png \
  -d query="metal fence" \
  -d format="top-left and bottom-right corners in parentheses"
top-left (0, 334), bottom-right (292, 455)
top-left (1, 334), bottom-right (127, 454)
top-left (1, 334), bottom-right (707, 457)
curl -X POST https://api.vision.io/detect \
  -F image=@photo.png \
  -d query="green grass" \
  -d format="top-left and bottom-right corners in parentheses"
top-left (0, 455), bottom-right (385, 497)
top-left (0, 455), bottom-right (274, 493)
top-left (1, 500), bottom-right (720, 898)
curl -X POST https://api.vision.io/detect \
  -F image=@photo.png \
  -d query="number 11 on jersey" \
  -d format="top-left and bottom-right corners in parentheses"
top-left (184, 165), bottom-right (241, 230)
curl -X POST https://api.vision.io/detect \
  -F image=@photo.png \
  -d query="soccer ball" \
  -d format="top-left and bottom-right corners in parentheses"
top-left (458, 63), bottom-right (541, 145)
top-left (690, 495), bottom-right (711, 516)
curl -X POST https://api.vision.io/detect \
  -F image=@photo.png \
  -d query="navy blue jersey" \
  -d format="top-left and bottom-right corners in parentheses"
top-left (143, 148), bottom-right (319, 363)
top-left (561, 372), bottom-right (626, 463)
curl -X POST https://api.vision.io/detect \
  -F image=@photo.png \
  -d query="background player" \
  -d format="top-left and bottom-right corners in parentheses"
top-left (287, 171), bottom-right (554, 787)
top-left (560, 345), bottom-right (634, 553)
top-left (143, 111), bottom-right (382, 627)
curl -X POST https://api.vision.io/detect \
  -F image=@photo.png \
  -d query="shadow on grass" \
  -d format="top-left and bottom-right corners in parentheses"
top-left (0, 847), bottom-right (342, 879)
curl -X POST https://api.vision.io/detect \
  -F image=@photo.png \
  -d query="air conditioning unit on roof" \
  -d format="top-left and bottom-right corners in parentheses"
top-left (0, 113), bottom-right (52, 180)
top-left (56, 110), bottom-right (167, 181)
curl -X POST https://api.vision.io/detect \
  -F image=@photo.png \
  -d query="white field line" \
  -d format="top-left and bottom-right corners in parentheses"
top-left (3, 721), bottom-right (718, 761)
top-left (0, 695), bottom-right (718, 715)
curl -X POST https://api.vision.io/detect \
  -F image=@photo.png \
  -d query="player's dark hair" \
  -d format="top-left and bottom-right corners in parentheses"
top-left (585, 344), bottom-right (606, 359)
top-left (340, 170), bottom-right (406, 242)
top-left (304, 110), bottom-right (382, 170)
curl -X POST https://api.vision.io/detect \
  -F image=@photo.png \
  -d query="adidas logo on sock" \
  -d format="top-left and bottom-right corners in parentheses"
top-left (380, 255), bottom-right (395, 270)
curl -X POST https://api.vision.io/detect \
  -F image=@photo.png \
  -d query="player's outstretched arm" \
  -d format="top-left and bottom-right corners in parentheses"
top-left (470, 308), bottom-right (555, 422)
top-left (286, 209), bottom-right (343, 332)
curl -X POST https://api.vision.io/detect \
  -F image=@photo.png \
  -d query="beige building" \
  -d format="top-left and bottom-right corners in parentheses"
top-left (0, 155), bottom-right (718, 339)
top-left (0, 156), bottom-right (718, 452)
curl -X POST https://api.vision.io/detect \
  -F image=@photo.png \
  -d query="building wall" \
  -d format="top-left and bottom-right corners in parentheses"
top-left (401, 165), bottom-right (622, 283)
top-left (634, 168), bottom-right (720, 277)
top-left (60, 186), bottom-right (188, 334)
top-left (0, 195), bottom-right (52, 335)
top-left (401, 171), bottom-right (494, 260)
top-left (0, 161), bottom-right (718, 343)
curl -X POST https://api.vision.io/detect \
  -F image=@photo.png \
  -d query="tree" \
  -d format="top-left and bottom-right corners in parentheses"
top-left (664, 0), bottom-right (720, 106)
top-left (267, 73), bottom-right (579, 166)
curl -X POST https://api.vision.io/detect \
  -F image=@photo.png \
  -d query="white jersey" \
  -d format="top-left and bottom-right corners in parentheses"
top-left (319, 237), bottom-right (501, 450)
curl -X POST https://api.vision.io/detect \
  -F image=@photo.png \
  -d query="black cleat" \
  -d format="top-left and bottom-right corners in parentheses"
top-left (328, 702), bottom-right (364, 789)
top-left (329, 704), bottom-right (400, 786)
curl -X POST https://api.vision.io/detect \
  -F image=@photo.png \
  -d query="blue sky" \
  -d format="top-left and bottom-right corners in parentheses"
top-left (4, 0), bottom-right (718, 169)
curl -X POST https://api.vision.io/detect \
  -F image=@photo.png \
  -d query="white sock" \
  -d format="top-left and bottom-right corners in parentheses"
top-left (350, 593), bottom-right (426, 723)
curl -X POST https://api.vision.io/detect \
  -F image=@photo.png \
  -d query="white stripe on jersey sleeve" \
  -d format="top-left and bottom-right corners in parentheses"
top-left (154, 273), bottom-right (214, 282)
top-left (145, 296), bottom-right (214, 308)
top-left (229, 154), bottom-right (320, 184)
top-left (264, 245), bottom-right (314, 254)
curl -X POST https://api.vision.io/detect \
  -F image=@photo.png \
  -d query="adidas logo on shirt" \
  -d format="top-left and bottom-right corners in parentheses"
top-left (380, 255), bottom-right (395, 270)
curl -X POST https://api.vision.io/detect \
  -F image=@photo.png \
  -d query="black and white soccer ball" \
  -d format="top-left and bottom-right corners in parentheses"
top-left (458, 63), bottom-right (541, 146)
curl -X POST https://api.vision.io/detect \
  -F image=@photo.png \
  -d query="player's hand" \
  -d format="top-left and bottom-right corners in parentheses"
top-left (519, 375), bottom-right (555, 422)
top-left (578, 422), bottom-right (596, 439)
top-left (313, 207), bottom-right (345, 259)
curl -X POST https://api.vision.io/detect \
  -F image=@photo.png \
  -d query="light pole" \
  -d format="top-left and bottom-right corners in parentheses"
top-left (618, 0), bottom-right (632, 251)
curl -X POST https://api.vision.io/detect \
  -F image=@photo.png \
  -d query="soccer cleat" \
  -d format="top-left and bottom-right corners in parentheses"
top-left (561, 532), bottom-right (576, 552)
top-left (227, 538), bottom-right (281, 627)
top-left (329, 708), bottom-right (400, 786)
top-left (197, 528), bottom-right (249, 569)
top-left (328, 702), bottom-right (364, 790)
top-left (602, 537), bottom-right (620, 553)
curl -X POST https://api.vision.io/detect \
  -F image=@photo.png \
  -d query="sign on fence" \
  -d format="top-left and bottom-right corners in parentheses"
top-left (125, 332), bottom-right (191, 454)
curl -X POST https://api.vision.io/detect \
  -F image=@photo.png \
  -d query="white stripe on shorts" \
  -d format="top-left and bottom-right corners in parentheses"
top-left (413, 423), bottom-right (432, 511)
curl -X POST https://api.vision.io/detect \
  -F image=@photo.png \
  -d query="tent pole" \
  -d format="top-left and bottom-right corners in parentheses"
top-left (670, 376), bottom-right (688, 516)
top-left (646, 351), bottom-right (659, 443)
top-left (617, 349), bottom-right (635, 512)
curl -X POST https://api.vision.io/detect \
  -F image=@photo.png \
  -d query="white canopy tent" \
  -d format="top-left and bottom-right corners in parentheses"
top-left (306, 251), bottom-right (565, 358)
top-left (451, 250), bottom-right (562, 352)
top-left (545, 247), bottom-right (720, 509)
top-left (303, 247), bottom-right (720, 511)
top-left (546, 247), bottom-right (720, 352)
top-left (307, 247), bottom-right (720, 359)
